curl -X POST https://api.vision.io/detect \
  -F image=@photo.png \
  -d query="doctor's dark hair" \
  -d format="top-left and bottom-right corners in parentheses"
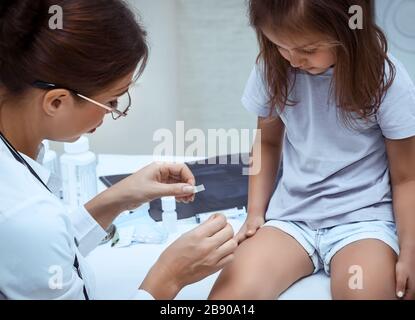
top-left (249, 0), bottom-right (396, 123)
top-left (0, 0), bottom-right (148, 97)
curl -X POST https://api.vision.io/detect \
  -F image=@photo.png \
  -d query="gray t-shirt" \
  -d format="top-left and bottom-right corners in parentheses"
top-left (242, 56), bottom-right (415, 229)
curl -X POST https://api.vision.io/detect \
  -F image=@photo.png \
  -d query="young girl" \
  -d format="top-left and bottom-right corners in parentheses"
top-left (209, 0), bottom-right (415, 300)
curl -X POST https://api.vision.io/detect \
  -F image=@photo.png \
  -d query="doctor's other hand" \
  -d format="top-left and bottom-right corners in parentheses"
top-left (112, 162), bottom-right (196, 211)
top-left (235, 214), bottom-right (265, 244)
top-left (139, 214), bottom-right (237, 300)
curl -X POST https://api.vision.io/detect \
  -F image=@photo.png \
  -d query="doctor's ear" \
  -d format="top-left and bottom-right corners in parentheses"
top-left (41, 89), bottom-right (77, 116)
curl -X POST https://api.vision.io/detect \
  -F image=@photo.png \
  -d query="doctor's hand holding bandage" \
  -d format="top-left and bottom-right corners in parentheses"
top-left (85, 162), bottom-right (238, 300)
top-left (114, 161), bottom-right (198, 207)
top-left (86, 162), bottom-right (197, 228)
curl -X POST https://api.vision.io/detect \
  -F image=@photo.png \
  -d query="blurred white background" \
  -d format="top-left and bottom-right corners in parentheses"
top-left (53, 0), bottom-right (258, 156)
top-left (51, 0), bottom-right (415, 156)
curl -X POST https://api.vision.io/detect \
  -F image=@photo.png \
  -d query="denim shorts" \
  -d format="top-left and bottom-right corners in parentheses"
top-left (263, 220), bottom-right (400, 275)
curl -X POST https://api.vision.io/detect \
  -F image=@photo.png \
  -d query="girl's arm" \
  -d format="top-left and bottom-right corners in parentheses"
top-left (248, 116), bottom-right (285, 215)
top-left (385, 136), bottom-right (415, 300)
top-left (235, 116), bottom-right (285, 243)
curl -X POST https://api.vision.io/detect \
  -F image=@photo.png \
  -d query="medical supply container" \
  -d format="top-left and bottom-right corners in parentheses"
top-left (161, 196), bottom-right (178, 234)
top-left (61, 136), bottom-right (98, 211)
top-left (41, 140), bottom-right (62, 199)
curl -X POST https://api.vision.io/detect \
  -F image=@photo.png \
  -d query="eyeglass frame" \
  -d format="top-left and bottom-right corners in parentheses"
top-left (32, 80), bottom-right (131, 120)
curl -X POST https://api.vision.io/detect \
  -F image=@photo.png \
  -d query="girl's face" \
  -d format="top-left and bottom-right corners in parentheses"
top-left (261, 25), bottom-right (337, 75)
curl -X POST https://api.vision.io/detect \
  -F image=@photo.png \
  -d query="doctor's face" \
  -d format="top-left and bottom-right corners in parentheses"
top-left (46, 72), bottom-right (134, 143)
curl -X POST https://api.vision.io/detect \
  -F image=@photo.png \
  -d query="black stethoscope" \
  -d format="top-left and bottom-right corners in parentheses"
top-left (0, 131), bottom-right (90, 300)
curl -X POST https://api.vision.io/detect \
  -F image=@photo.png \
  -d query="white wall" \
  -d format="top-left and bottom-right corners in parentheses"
top-left (52, 0), bottom-right (180, 155)
top-left (376, 0), bottom-right (415, 81)
top-left (176, 0), bottom-right (257, 131)
top-left (99, 0), bottom-right (179, 155)
top-left (52, 0), bottom-right (258, 156)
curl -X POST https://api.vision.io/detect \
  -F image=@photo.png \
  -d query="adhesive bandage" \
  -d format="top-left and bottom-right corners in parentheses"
top-left (193, 184), bottom-right (206, 194)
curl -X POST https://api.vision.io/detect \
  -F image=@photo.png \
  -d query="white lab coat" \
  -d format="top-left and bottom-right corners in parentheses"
top-left (0, 139), bottom-right (153, 300)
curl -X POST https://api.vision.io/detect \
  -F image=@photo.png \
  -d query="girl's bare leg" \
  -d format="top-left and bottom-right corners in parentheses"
top-left (209, 226), bottom-right (314, 300)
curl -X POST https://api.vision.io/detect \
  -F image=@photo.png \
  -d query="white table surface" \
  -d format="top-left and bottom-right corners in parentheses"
top-left (87, 154), bottom-right (331, 300)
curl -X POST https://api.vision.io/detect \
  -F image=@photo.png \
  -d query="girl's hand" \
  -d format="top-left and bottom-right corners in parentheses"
top-left (234, 214), bottom-right (265, 244)
top-left (112, 162), bottom-right (196, 211)
top-left (140, 214), bottom-right (238, 299)
top-left (396, 248), bottom-right (415, 300)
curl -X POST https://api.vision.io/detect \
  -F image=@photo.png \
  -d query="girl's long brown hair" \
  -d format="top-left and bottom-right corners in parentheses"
top-left (249, 0), bottom-right (395, 123)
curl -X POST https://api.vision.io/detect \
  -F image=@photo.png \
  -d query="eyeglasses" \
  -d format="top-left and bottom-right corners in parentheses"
top-left (32, 81), bottom-right (131, 120)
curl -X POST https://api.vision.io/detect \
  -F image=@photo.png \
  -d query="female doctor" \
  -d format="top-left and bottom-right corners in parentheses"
top-left (0, 0), bottom-right (237, 299)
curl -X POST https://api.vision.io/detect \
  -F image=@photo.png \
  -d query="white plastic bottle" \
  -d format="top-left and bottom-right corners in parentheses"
top-left (60, 136), bottom-right (98, 211)
top-left (161, 196), bottom-right (178, 234)
top-left (139, 202), bottom-right (151, 218)
top-left (41, 140), bottom-right (62, 199)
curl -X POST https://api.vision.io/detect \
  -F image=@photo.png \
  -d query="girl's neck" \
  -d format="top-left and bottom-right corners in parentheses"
top-left (0, 103), bottom-right (43, 160)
